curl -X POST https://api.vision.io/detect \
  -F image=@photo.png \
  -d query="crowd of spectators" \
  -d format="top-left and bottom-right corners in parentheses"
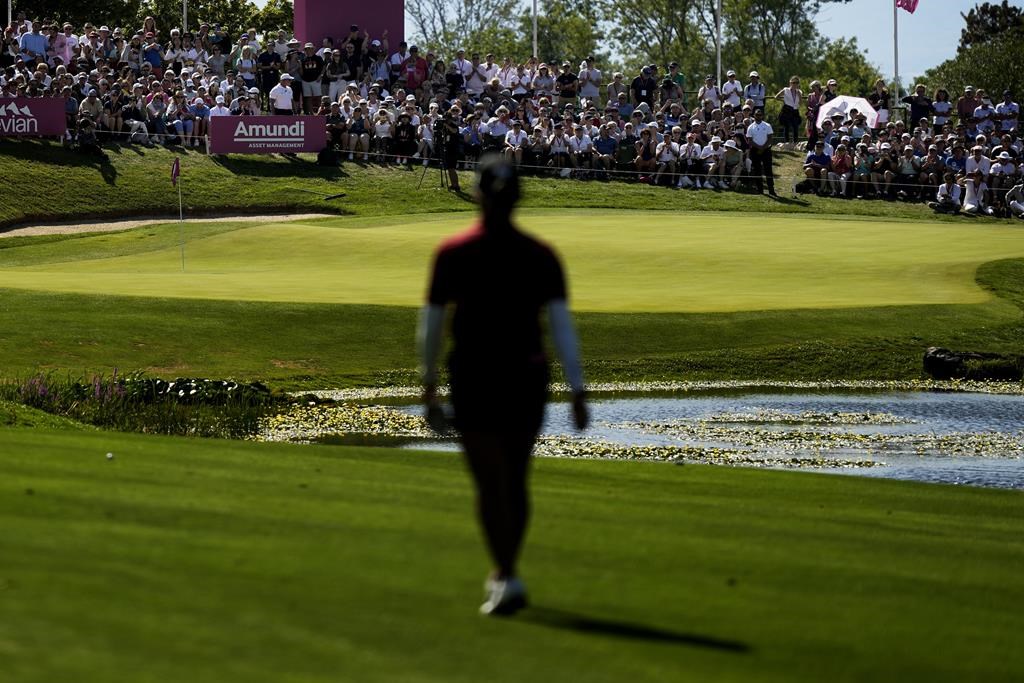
top-left (2, 13), bottom-right (1022, 216)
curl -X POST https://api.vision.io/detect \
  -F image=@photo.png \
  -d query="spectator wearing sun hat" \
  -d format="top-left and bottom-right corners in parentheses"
top-left (209, 94), bottom-right (231, 117)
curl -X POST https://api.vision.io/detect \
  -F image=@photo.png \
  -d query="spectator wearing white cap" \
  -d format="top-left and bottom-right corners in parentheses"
top-left (653, 126), bottom-right (680, 186)
top-left (209, 94), bottom-right (231, 117)
top-left (697, 74), bottom-right (720, 109)
top-left (699, 135), bottom-right (726, 188)
top-left (965, 144), bottom-right (991, 181)
top-left (743, 71), bottom-right (765, 114)
top-left (720, 70), bottom-right (742, 109)
top-left (990, 151), bottom-right (1017, 191)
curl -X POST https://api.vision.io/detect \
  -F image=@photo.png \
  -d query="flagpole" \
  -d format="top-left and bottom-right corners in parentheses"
top-left (893, 0), bottom-right (900, 111)
top-left (716, 0), bottom-right (723, 89)
top-left (176, 159), bottom-right (185, 272)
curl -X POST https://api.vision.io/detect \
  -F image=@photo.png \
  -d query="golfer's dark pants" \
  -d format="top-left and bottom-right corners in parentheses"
top-left (750, 147), bottom-right (775, 193)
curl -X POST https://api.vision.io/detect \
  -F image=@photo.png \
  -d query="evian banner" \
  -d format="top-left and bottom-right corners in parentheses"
top-left (208, 115), bottom-right (327, 154)
top-left (0, 97), bottom-right (67, 136)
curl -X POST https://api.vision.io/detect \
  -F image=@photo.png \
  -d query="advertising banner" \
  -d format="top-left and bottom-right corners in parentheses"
top-left (0, 97), bottom-right (67, 136)
top-left (208, 115), bottom-right (327, 154)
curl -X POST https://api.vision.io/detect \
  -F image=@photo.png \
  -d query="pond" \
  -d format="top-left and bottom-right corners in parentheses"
top-left (263, 386), bottom-right (1024, 490)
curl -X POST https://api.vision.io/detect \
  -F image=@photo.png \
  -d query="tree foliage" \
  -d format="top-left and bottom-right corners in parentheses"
top-left (927, 25), bottom-right (1024, 102)
top-left (14, 1), bottom-right (138, 28)
top-left (959, 1), bottom-right (1024, 53)
top-left (406, 0), bottom-right (521, 56)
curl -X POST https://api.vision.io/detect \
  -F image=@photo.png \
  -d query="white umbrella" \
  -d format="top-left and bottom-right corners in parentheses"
top-left (816, 95), bottom-right (879, 130)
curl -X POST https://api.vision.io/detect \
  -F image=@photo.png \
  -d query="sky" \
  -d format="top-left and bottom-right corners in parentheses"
top-left (258, 0), bottom-right (980, 80)
top-left (816, 0), bottom-right (982, 81)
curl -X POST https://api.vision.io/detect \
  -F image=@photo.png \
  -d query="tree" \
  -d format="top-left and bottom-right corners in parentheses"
top-left (813, 37), bottom-right (881, 98)
top-left (406, 0), bottom-right (522, 57)
top-left (959, 1), bottom-right (1024, 53)
top-left (251, 0), bottom-right (293, 33)
top-left (133, 0), bottom-right (260, 34)
top-left (926, 26), bottom-right (1024, 103)
top-left (515, 0), bottom-right (608, 64)
top-left (14, 1), bottom-right (137, 29)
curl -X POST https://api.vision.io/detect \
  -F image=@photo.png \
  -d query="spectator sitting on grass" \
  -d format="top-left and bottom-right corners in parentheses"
top-left (804, 140), bottom-right (831, 194)
top-left (1005, 180), bottom-right (1024, 219)
top-left (929, 172), bottom-right (962, 214)
top-left (963, 171), bottom-right (993, 215)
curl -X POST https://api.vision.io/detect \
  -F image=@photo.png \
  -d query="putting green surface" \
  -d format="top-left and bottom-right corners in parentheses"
top-left (2, 426), bottom-right (1022, 682)
top-left (3, 210), bottom-right (1024, 312)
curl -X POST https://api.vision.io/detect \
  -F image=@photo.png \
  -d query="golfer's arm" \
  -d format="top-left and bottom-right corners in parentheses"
top-left (417, 304), bottom-right (445, 386)
top-left (547, 300), bottom-right (585, 395)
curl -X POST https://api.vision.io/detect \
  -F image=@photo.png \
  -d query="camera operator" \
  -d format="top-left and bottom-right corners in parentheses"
top-left (436, 108), bottom-right (462, 191)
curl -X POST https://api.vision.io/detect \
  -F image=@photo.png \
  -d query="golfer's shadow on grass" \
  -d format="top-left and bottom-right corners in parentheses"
top-left (521, 607), bottom-right (750, 653)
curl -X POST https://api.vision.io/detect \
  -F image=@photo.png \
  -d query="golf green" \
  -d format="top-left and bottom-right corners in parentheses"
top-left (3, 210), bottom-right (1024, 312)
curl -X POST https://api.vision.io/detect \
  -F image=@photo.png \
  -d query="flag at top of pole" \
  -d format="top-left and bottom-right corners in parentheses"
top-left (896, 0), bottom-right (919, 14)
top-left (171, 157), bottom-right (180, 186)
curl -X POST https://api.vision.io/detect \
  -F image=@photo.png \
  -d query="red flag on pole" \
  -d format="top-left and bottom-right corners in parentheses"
top-left (171, 157), bottom-right (180, 186)
top-left (896, 0), bottom-right (919, 13)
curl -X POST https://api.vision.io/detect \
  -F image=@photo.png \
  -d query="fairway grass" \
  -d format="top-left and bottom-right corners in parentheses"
top-left (2, 211), bottom-right (1024, 312)
top-left (1, 426), bottom-right (1021, 683)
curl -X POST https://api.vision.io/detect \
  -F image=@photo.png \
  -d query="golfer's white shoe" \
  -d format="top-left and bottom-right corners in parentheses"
top-left (480, 577), bottom-right (528, 616)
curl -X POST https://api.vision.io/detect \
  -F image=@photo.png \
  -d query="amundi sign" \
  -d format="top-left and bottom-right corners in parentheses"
top-left (0, 98), bottom-right (67, 137)
top-left (209, 115), bottom-right (326, 154)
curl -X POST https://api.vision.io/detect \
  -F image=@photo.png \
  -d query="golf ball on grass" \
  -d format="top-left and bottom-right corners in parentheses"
top-left (106, 452), bottom-right (114, 460)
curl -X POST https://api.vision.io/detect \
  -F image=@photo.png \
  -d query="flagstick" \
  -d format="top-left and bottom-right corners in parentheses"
top-left (893, 0), bottom-right (900, 108)
top-left (177, 168), bottom-right (185, 272)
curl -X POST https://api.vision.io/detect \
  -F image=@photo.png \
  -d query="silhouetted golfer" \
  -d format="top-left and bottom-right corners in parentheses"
top-left (418, 155), bottom-right (589, 616)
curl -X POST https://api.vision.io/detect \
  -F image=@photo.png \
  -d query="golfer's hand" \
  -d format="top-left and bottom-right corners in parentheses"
top-left (572, 391), bottom-right (589, 431)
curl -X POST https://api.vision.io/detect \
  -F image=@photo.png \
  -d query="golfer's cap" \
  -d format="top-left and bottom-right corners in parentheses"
top-left (999, 151), bottom-right (1012, 159)
top-left (711, 135), bottom-right (722, 143)
top-left (727, 69), bottom-right (736, 77)
top-left (749, 71), bottom-right (759, 78)
top-left (281, 73), bottom-right (294, 80)
top-left (215, 95), bottom-right (225, 103)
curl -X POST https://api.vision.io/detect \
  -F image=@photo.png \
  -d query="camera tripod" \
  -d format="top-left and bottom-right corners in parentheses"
top-left (417, 140), bottom-right (450, 191)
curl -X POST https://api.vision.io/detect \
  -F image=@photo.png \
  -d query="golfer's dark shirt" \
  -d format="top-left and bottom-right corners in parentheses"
top-left (428, 225), bottom-right (565, 377)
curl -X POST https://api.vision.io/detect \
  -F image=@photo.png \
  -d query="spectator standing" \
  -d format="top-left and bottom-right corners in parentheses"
top-left (257, 42), bottom-right (282, 109)
top-left (868, 78), bottom-right (891, 127)
top-left (401, 46), bottom-right (428, 97)
top-left (822, 79), bottom-right (839, 104)
top-left (1005, 180), bottom-right (1024, 219)
top-left (804, 81), bottom-right (823, 148)
top-left (743, 71), bottom-right (765, 114)
top-left (606, 71), bottom-right (627, 103)
top-left (956, 86), bottom-right (979, 131)
top-left (697, 74), bottom-right (720, 109)
top-left (996, 90), bottom-right (1019, 133)
top-left (18, 20), bottom-right (47, 67)
top-left (631, 66), bottom-right (657, 107)
top-left (556, 62), bottom-right (578, 109)
top-left (578, 56), bottom-right (602, 106)
top-left (300, 42), bottom-right (325, 113)
top-left (774, 76), bottom-right (802, 148)
top-left (721, 70), bottom-right (742, 109)
top-left (746, 108), bottom-right (776, 196)
top-left (932, 88), bottom-right (952, 134)
top-left (901, 84), bottom-right (932, 129)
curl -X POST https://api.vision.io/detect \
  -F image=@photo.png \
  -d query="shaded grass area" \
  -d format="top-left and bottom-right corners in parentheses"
top-left (0, 139), bottom-right (991, 230)
top-left (0, 400), bottom-right (92, 430)
top-left (1, 427), bottom-right (1021, 683)
top-left (0, 259), bottom-right (1022, 388)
